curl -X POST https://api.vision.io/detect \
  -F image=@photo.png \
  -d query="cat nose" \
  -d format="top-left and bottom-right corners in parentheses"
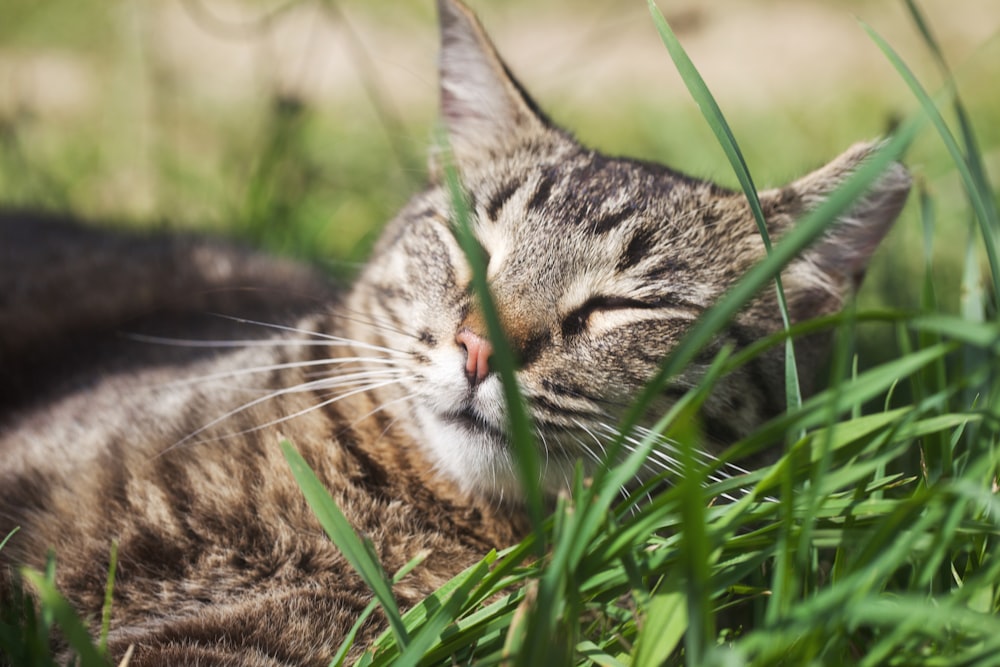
top-left (455, 328), bottom-right (493, 387)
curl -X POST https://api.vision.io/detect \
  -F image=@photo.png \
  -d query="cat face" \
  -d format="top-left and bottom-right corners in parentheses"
top-left (344, 0), bottom-right (910, 499)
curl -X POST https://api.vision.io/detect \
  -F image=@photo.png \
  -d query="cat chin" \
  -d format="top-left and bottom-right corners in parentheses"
top-left (417, 414), bottom-right (524, 500)
top-left (414, 408), bottom-right (589, 501)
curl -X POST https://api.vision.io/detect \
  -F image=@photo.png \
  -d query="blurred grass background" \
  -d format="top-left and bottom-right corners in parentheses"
top-left (1, 0), bottom-right (997, 314)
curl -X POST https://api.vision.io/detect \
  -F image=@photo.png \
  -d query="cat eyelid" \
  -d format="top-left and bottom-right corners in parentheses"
top-left (581, 296), bottom-right (656, 312)
top-left (561, 295), bottom-right (657, 338)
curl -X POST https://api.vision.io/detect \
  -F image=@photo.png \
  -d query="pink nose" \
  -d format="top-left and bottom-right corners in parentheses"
top-left (455, 328), bottom-right (493, 386)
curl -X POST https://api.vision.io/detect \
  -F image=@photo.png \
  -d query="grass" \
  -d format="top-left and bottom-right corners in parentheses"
top-left (2, 0), bottom-right (1000, 665)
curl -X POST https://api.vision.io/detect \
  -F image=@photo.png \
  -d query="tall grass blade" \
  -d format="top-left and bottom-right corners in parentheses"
top-left (438, 137), bottom-right (546, 543)
top-left (915, 186), bottom-right (952, 481)
top-left (615, 117), bottom-right (919, 451)
top-left (861, 20), bottom-right (1000, 305)
top-left (281, 440), bottom-right (410, 648)
top-left (646, 0), bottom-right (803, 426)
top-left (337, 553), bottom-right (430, 667)
top-left (21, 569), bottom-right (109, 667)
top-left (903, 0), bottom-right (999, 230)
top-left (98, 540), bottom-right (118, 656)
top-left (632, 579), bottom-right (687, 667)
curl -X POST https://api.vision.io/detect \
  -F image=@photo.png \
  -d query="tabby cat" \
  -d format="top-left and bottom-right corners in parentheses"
top-left (0, 0), bottom-right (910, 664)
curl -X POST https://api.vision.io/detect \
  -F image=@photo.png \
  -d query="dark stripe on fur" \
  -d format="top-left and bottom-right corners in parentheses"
top-left (528, 173), bottom-right (555, 211)
top-left (643, 256), bottom-right (690, 281)
top-left (618, 227), bottom-right (656, 271)
top-left (591, 204), bottom-right (636, 235)
top-left (541, 378), bottom-right (595, 401)
top-left (517, 332), bottom-right (551, 367)
top-left (531, 394), bottom-right (596, 419)
top-left (486, 179), bottom-right (522, 222)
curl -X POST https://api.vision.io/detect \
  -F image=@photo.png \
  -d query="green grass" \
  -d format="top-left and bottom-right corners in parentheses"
top-left (2, 1), bottom-right (1000, 665)
top-left (304, 3), bottom-right (1000, 665)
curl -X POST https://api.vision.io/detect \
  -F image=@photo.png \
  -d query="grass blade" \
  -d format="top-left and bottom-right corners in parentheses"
top-left (861, 19), bottom-right (1000, 306)
top-left (438, 140), bottom-right (546, 544)
top-left (20, 569), bottom-right (109, 667)
top-left (98, 540), bottom-right (118, 656)
top-left (615, 117), bottom-right (920, 456)
top-left (647, 0), bottom-right (803, 427)
top-left (391, 557), bottom-right (493, 667)
top-left (632, 581), bottom-right (687, 667)
top-left (0, 527), bottom-right (18, 552)
top-left (903, 0), bottom-right (999, 229)
top-left (332, 553), bottom-right (427, 667)
top-left (281, 439), bottom-right (410, 648)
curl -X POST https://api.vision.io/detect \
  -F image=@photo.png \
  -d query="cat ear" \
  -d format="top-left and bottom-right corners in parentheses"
top-left (761, 141), bottom-right (912, 291)
top-left (436, 0), bottom-right (550, 167)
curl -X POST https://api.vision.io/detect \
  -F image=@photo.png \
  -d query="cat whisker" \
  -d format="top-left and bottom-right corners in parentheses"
top-left (593, 421), bottom-right (751, 504)
top-left (629, 424), bottom-right (756, 478)
top-left (202, 378), bottom-right (412, 447)
top-left (175, 370), bottom-right (407, 399)
top-left (301, 359), bottom-right (404, 380)
top-left (567, 420), bottom-right (654, 509)
top-left (204, 313), bottom-right (351, 341)
top-left (160, 356), bottom-right (403, 388)
top-left (568, 419), bottom-right (609, 466)
top-left (124, 333), bottom-right (353, 348)
top-left (159, 376), bottom-right (411, 457)
top-left (197, 314), bottom-right (414, 357)
top-left (326, 305), bottom-right (421, 340)
top-left (129, 334), bottom-right (410, 359)
top-left (346, 392), bottom-right (419, 437)
top-left (538, 429), bottom-right (552, 471)
top-left (298, 369), bottom-right (410, 393)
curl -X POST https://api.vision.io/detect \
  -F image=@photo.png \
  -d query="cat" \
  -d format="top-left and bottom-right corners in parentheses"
top-left (0, 0), bottom-right (911, 664)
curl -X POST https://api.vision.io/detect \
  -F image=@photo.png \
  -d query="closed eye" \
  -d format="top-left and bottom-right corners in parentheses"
top-left (561, 296), bottom-right (655, 338)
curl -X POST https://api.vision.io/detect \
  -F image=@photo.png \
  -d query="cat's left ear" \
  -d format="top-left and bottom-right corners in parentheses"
top-left (760, 141), bottom-right (912, 291)
top-left (435, 0), bottom-right (551, 170)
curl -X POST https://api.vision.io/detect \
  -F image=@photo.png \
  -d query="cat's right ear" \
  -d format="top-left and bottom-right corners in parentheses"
top-left (434, 0), bottom-right (550, 172)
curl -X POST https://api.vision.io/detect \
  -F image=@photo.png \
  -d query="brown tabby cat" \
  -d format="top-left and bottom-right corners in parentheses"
top-left (0, 0), bottom-right (910, 664)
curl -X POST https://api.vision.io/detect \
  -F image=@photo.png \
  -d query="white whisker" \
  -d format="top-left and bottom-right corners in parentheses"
top-left (569, 419), bottom-right (609, 467)
top-left (590, 421), bottom-right (755, 503)
top-left (630, 424), bottom-right (756, 478)
top-left (159, 376), bottom-right (408, 456)
top-left (303, 370), bottom-right (408, 393)
top-left (125, 332), bottom-right (408, 357)
top-left (203, 313), bottom-right (351, 341)
top-left (162, 356), bottom-right (402, 388)
top-left (347, 392), bottom-right (419, 435)
top-left (124, 333), bottom-right (334, 348)
top-left (328, 306), bottom-right (420, 340)
top-left (569, 419), bottom-right (648, 508)
top-left (179, 371), bottom-right (406, 398)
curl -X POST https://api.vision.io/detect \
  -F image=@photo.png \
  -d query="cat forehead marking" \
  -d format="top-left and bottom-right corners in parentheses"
top-left (475, 212), bottom-right (511, 281)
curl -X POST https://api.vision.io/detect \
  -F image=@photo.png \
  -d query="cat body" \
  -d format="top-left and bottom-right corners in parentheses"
top-left (1, 213), bottom-right (525, 664)
top-left (0, 1), bottom-right (910, 664)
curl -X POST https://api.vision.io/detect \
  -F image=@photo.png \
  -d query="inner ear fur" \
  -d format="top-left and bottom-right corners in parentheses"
top-left (434, 0), bottom-right (552, 172)
top-left (761, 141), bottom-right (912, 293)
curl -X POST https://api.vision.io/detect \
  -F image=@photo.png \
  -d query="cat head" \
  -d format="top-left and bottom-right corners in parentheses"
top-left (345, 0), bottom-right (911, 500)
